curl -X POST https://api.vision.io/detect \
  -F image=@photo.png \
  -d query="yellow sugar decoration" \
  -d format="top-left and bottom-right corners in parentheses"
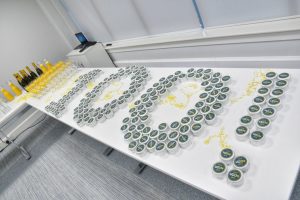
top-left (100, 81), bottom-right (124, 102)
top-left (103, 91), bottom-right (114, 101)
top-left (166, 95), bottom-right (176, 101)
top-left (102, 90), bottom-right (123, 101)
top-left (16, 93), bottom-right (33, 102)
top-left (186, 82), bottom-right (199, 89)
top-left (44, 96), bottom-right (52, 104)
top-left (160, 82), bottom-right (201, 109)
top-left (112, 81), bottom-right (122, 87)
top-left (72, 75), bottom-right (80, 82)
top-left (128, 102), bottom-right (135, 109)
top-left (63, 87), bottom-right (73, 96)
top-left (230, 69), bottom-right (269, 104)
top-left (204, 127), bottom-right (231, 149)
top-left (87, 82), bottom-right (95, 90)
top-left (160, 94), bottom-right (188, 109)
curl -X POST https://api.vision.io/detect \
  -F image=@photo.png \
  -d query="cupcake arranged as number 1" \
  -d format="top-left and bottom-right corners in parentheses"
top-left (121, 68), bottom-right (232, 155)
top-left (235, 71), bottom-right (290, 145)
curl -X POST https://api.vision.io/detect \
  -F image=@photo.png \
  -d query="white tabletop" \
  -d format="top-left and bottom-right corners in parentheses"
top-left (25, 67), bottom-right (300, 200)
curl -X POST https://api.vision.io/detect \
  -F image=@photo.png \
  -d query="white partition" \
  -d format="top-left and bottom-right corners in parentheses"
top-left (58, 0), bottom-right (200, 42)
top-left (132, 0), bottom-right (199, 35)
top-left (91, 0), bottom-right (148, 40)
top-left (196, 0), bottom-right (300, 27)
top-left (60, 0), bottom-right (113, 42)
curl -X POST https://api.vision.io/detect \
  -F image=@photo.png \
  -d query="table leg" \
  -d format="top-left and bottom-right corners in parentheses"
top-left (134, 163), bottom-right (147, 174)
top-left (0, 130), bottom-right (31, 160)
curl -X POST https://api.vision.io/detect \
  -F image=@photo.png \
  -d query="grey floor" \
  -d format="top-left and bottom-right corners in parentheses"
top-left (0, 116), bottom-right (299, 200)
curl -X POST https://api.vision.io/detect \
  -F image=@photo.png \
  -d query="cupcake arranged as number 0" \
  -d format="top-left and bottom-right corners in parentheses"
top-left (122, 68), bottom-right (232, 155)
top-left (73, 66), bottom-right (150, 127)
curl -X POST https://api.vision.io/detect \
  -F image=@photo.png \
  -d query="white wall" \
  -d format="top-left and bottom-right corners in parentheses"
top-left (58, 0), bottom-right (200, 42)
top-left (196, 0), bottom-right (300, 27)
top-left (0, 0), bottom-right (71, 88)
top-left (106, 17), bottom-right (300, 69)
top-left (111, 40), bottom-right (300, 69)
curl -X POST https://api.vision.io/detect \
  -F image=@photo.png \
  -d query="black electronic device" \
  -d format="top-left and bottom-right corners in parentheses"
top-left (74, 32), bottom-right (97, 52)
top-left (75, 32), bottom-right (88, 44)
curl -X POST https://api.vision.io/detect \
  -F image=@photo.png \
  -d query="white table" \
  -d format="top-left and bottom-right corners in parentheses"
top-left (22, 67), bottom-right (300, 200)
top-left (66, 43), bottom-right (115, 68)
top-left (0, 99), bottom-right (29, 149)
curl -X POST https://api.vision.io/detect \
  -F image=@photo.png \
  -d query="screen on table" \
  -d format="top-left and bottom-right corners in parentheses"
top-left (75, 32), bottom-right (88, 44)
